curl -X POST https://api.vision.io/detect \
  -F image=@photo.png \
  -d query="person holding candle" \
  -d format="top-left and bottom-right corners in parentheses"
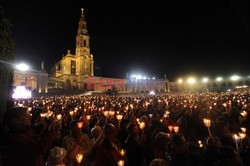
top-left (45, 146), bottom-right (67, 166)
top-left (2, 107), bottom-right (58, 166)
top-left (202, 136), bottom-right (221, 166)
top-left (167, 133), bottom-right (203, 166)
top-left (125, 123), bottom-right (146, 166)
top-left (89, 126), bottom-right (104, 162)
top-left (153, 132), bottom-right (170, 161)
top-left (94, 123), bottom-right (122, 166)
top-left (62, 120), bottom-right (92, 166)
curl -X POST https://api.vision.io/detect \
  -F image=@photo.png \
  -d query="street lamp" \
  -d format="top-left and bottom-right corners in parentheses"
top-left (202, 77), bottom-right (208, 83)
top-left (216, 77), bottom-right (223, 82)
top-left (15, 63), bottom-right (29, 71)
top-left (230, 75), bottom-right (240, 81)
top-left (187, 77), bottom-right (196, 84)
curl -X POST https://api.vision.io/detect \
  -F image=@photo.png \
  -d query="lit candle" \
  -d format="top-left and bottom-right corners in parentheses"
top-left (116, 114), bottom-right (123, 121)
top-left (136, 118), bottom-right (140, 124)
top-left (69, 111), bottom-right (74, 116)
top-left (120, 149), bottom-right (126, 157)
top-left (117, 160), bottom-right (124, 166)
top-left (56, 114), bottom-right (62, 120)
top-left (28, 107), bottom-right (32, 112)
top-left (139, 122), bottom-right (145, 129)
top-left (103, 111), bottom-right (109, 117)
top-left (198, 140), bottom-right (202, 145)
top-left (203, 118), bottom-right (211, 136)
top-left (240, 127), bottom-right (246, 133)
top-left (240, 111), bottom-right (247, 118)
top-left (173, 126), bottom-right (179, 133)
top-left (76, 153), bottom-right (83, 164)
top-left (168, 125), bottom-right (173, 132)
top-left (77, 121), bottom-right (83, 129)
top-left (239, 132), bottom-right (246, 140)
top-left (40, 113), bottom-right (46, 118)
top-left (86, 115), bottom-right (91, 120)
top-left (110, 111), bottom-right (115, 116)
top-left (203, 118), bottom-right (211, 127)
top-left (232, 134), bottom-right (240, 154)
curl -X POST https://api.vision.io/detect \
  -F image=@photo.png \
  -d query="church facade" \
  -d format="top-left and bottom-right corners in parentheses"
top-left (50, 10), bottom-right (94, 90)
top-left (49, 10), bottom-right (126, 92)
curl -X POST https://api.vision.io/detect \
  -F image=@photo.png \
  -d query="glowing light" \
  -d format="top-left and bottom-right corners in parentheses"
top-left (136, 75), bottom-right (142, 79)
top-left (15, 63), bottom-right (29, 71)
top-left (12, 86), bottom-right (32, 99)
top-left (56, 114), bottom-right (62, 120)
top-left (203, 118), bottom-right (211, 127)
top-left (178, 79), bottom-right (183, 83)
top-left (77, 121), bottom-right (83, 129)
top-left (216, 77), bottom-right (222, 82)
top-left (230, 75), bottom-right (240, 81)
top-left (76, 154), bottom-right (83, 163)
top-left (149, 91), bottom-right (155, 95)
top-left (187, 77), bottom-right (196, 84)
top-left (202, 77), bottom-right (208, 83)
top-left (117, 160), bottom-right (124, 166)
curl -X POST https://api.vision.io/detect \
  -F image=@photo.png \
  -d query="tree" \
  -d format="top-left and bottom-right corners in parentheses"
top-left (0, 5), bottom-right (14, 123)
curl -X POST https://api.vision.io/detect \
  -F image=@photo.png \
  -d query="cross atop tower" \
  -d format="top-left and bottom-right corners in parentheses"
top-left (81, 8), bottom-right (84, 15)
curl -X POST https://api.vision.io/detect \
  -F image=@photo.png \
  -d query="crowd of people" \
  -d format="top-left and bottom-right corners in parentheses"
top-left (0, 90), bottom-right (249, 166)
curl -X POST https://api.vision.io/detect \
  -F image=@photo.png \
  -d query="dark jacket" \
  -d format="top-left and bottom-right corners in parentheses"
top-left (3, 128), bottom-right (55, 166)
top-left (125, 135), bottom-right (146, 166)
top-left (94, 139), bottom-right (121, 166)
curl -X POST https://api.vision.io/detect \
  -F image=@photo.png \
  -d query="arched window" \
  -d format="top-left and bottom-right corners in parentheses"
top-left (84, 40), bottom-right (86, 47)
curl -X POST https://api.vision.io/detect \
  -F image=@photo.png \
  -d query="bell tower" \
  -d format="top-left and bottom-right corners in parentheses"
top-left (75, 9), bottom-right (94, 76)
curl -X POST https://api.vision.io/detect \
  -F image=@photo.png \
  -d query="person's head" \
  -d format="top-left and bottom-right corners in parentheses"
top-left (4, 107), bottom-right (31, 131)
top-left (205, 136), bottom-right (221, 152)
top-left (69, 120), bottom-right (81, 136)
top-left (140, 115), bottom-right (148, 125)
top-left (168, 133), bottom-right (187, 154)
top-left (126, 123), bottom-right (139, 137)
top-left (46, 147), bottom-right (67, 166)
top-left (150, 158), bottom-right (168, 166)
top-left (219, 146), bottom-right (243, 166)
top-left (103, 123), bottom-right (117, 143)
top-left (91, 125), bottom-right (102, 139)
top-left (154, 132), bottom-right (170, 152)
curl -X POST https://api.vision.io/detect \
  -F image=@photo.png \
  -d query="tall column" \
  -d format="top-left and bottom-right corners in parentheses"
top-left (91, 61), bottom-right (94, 76)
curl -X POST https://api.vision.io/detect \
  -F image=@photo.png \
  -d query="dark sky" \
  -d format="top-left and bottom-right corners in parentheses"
top-left (2, 0), bottom-right (250, 81)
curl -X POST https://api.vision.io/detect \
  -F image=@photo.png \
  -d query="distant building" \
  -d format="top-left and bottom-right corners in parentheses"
top-left (49, 9), bottom-right (126, 92)
top-left (13, 64), bottom-right (48, 93)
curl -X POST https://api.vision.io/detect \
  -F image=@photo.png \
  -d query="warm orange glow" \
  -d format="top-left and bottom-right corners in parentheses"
top-left (77, 121), bottom-right (83, 129)
top-left (76, 153), bottom-right (83, 163)
top-left (203, 118), bottom-right (211, 127)
top-left (56, 114), bottom-right (62, 120)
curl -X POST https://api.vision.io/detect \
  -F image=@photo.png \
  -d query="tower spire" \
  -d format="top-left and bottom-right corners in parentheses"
top-left (81, 8), bottom-right (84, 15)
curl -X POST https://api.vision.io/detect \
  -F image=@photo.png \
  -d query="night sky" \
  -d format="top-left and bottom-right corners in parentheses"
top-left (2, 0), bottom-right (250, 81)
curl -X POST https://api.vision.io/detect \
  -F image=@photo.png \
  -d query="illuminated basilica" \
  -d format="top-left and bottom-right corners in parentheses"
top-left (48, 9), bottom-right (126, 92)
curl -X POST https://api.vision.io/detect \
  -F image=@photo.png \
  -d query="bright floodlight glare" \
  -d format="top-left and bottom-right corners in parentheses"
top-left (16, 63), bottom-right (29, 71)
top-left (143, 76), bottom-right (147, 80)
top-left (230, 75), bottom-right (240, 81)
top-left (202, 78), bottom-right (208, 83)
top-left (131, 75), bottom-right (136, 78)
top-left (136, 75), bottom-right (142, 79)
top-left (187, 77), bottom-right (196, 84)
top-left (152, 77), bottom-right (155, 80)
top-left (149, 91), bottom-right (155, 95)
top-left (216, 77), bottom-right (222, 82)
top-left (178, 79), bottom-right (183, 83)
